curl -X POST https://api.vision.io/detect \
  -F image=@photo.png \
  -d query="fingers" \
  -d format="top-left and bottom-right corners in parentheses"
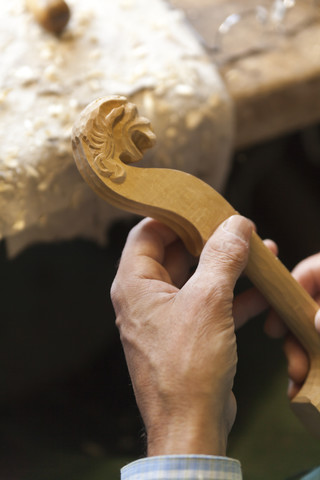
top-left (232, 239), bottom-right (278, 329)
top-left (292, 253), bottom-right (320, 297)
top-left (287, 379), bottom-right (302, 400)
top-left (264, 252), bottom-right (320, 339)
top-left (121, 218), bottom-right (178, 268)
top-left (264, 311), bottom-right (288, 338)
top-left (283, 334), bottom-right (309, 399)
top-left (117, 218), bottom-right (194, 286)
top-left (291, 254), bottom-right (320, 333)
top-left (115, 218), bottom-right (179, 286)
top-left (239, 238), bottom-right (278, 330)
top-left (233, 287), bottom-right (268, 329)
top-left (163, 239), bottom-right (194, 288)
top-left (264, 252), bottom-right (320, 401)
top-left (315, 310), bottom-right (320, 333)
top-left (111, 219), bottom-right (180, 312)
top-left (199, 215), bottom-right (253, 282)
top-left (263, 239), bottom-right (278, 256)
top-left (185, 216), bottom-right (253, 313)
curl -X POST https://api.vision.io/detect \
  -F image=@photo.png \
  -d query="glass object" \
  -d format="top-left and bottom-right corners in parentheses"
top-left (212, 6), bottom-right (270, 63)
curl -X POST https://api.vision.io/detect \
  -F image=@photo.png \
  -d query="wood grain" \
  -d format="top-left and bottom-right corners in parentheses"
top-left (170, 0), bottom-right (320, 148)
top-left (72, 95), bottom-right (320, 436)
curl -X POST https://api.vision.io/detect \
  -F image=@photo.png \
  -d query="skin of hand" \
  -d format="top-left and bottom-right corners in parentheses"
top-left (111, 215), bottom-right (254, 457)
top-left (264, 253), bottom-right (320, 399)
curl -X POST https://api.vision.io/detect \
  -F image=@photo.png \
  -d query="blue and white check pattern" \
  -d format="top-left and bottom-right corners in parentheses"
top-left (121, 455), bottom-right (242, 480)
top-left (300, 467), bottom-right (320, 480)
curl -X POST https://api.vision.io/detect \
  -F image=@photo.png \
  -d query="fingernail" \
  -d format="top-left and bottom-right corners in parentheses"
top-left (315, 309), bottom-right (320, 333)
top-left (287, 379), bottom-right (295, 399)
top-left (223, 215), bottom-right (253, 244)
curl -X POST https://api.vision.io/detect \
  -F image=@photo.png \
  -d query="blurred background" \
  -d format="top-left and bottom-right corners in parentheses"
top-left (1, 1), bottom-right (320, 479)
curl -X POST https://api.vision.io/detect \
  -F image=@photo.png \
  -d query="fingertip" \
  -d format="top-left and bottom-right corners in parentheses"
top-left (283, 335), bottom-right (309, 385)
top-left (233, 287), bottom-right (268, 330)
top-left (190, 216), bottom-right (254, 300)
top-left (128, 217), bottom-right (178, 251)
top-left (287, 379), bottom-right (294, 399)
top-left (222, 215), bottom-right (254, 245)
top-left (287, 379), bottom-right (301, 400)
top-left (263, 239), bottom-right (278, 256)
top-left (315, 309), bottom-right (320, 333)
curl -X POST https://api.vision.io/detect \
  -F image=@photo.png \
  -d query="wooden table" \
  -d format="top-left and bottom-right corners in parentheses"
top-left (170, 0), bottom-right (320, 148)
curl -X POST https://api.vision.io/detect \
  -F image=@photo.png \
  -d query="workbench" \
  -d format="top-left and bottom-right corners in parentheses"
top-left (1, 0), bottom-right (320, 254)
top-left (171, 0), bottom-right (320, 147)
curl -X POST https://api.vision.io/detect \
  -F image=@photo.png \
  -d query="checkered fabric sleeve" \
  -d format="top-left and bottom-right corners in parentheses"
top-left (121, 455), bottom-right (242, 480)
top-left (300, 467), bottom-right (320, 479)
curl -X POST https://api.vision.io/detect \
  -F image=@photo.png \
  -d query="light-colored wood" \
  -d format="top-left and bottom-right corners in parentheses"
top-left (26, 0), bottom-right (70, 34)
top-left (72, 95), bottom-right (320, 436)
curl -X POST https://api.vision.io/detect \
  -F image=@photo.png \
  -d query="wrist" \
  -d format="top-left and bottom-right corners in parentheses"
top-left (146, 415), bottom-right (228, 457)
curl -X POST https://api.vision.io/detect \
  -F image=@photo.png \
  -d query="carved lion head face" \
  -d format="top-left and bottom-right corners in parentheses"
top-left (99, 97), bottom-right (156, 164)
top-left (74, 95), bottom-right (156, 183)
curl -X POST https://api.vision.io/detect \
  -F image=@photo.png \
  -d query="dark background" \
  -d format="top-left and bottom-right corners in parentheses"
top-left (1, 126), bottom-right (320, 479)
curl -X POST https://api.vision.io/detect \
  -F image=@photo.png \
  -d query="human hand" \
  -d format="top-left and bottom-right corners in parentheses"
top-left (264, 253), bottom-right (320, 399)
top-left (111, 215), bottom-right (253, 456)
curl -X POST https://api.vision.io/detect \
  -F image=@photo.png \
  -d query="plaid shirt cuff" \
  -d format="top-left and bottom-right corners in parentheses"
top-left (121, 455), bottom-right (242, 480)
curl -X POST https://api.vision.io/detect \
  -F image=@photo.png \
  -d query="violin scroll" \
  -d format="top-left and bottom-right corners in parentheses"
top-left (72, 96), bottom-right (320, 437)
top-left (72, 96), bottom-right (156, 184)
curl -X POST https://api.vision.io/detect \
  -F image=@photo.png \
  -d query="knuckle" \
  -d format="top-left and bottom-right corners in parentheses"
top-left (110, 276), bottom-right (128, 315)
top-left (191, 277), bottom-right (233, 311)
top-left (115, 313), bottom-right (123, 332)
top-left (209, 237), bottom-right (248, 270)
top-left (110, 278), bottom-right (120, 306)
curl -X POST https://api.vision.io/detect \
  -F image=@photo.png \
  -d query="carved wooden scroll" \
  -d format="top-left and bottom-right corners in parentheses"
top-left (72, 95), bottom-right (320, 436)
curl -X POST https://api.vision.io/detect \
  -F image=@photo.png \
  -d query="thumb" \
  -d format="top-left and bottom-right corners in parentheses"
top-left (190, 215), bottom-right (253, 296)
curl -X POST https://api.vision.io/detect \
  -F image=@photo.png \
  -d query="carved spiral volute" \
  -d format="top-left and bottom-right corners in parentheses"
top-left (72, 96), bottom-right (156, 184)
